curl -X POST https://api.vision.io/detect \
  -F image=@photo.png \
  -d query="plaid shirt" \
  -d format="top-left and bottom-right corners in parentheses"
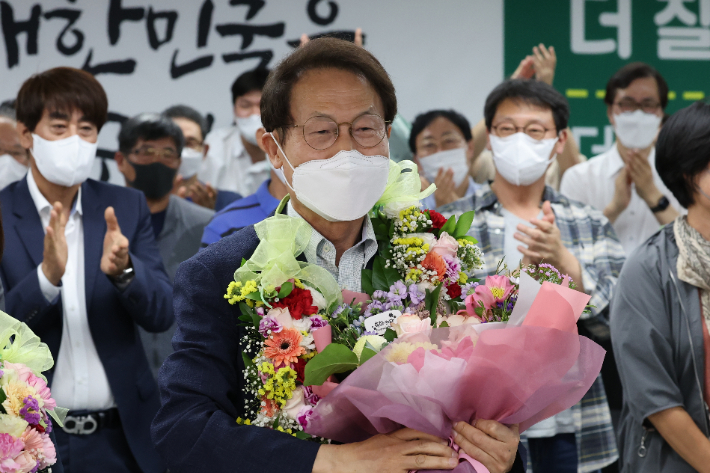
top-left (440, 184), bottom-right (620, 471)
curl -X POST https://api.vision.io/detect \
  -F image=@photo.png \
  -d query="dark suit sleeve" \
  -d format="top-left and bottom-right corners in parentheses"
top-left (151, 257), bottom-right (320, 473)
top-left (114, 194), bottom-right (173, 333)
top-left (0, 266), bottom-right (57, 331)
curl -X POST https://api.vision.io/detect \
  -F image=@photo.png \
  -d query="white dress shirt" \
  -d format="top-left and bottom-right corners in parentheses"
top-left (27, 171), bottom-right (115, 410)
top-left (560, 143), bottom-right (683, 255)
top-left (200, 125), bottom-right (270, 196)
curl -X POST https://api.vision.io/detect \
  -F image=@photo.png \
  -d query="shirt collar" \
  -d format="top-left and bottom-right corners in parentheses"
top-left (26, 169), bottom-right (83, 217)
top-left (474, 182), bottom-right (562, 213)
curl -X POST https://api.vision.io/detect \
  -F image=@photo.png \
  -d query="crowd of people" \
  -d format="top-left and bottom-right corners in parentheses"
top-left (0, 33), bottom-right (708, 473)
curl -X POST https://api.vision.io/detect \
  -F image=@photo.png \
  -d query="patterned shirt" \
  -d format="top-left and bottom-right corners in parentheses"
top-left (440, 183), bottom-right (621, 472)
top-left (287, 202), bottom-right (378, 292)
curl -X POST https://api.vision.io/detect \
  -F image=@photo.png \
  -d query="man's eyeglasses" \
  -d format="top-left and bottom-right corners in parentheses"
top-left (130, 146), bottom-right (179, 166)
top-left (614, 98), bottom-right (661, 114)
top-left (289, 114), bottom-right (390, 151)
top-left (491, 123), bottom-right (556, 141)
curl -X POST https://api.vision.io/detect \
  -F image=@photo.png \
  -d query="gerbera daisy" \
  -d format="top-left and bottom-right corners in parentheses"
top-left (264, 328), bottom-right (305, 365)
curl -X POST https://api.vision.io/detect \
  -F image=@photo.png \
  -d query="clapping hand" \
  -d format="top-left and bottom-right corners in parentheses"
top-left (41, 202), bottom-right (68, 286)
top-left (511, 44), bottom-right (556, 86)
top-left (101, 207), bottom-right (130, 277)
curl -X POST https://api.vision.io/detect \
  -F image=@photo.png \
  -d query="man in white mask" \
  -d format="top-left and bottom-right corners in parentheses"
top-left (440, 79), bottom-right (623, 473)
top-left (561, 63), bottom-right (682, 255)
top-left (409, 109), bottom-right (478, 208)
top-left (200, 68), bottom-right (271, 197)
top-left (0, 116), bottom-right (29, 190)
top-left (154, 37), bottom-right (523, 473)
top-left (162, 105), bottom-right (242, 211)
top-left (0, 67), bottom-right (172, 472)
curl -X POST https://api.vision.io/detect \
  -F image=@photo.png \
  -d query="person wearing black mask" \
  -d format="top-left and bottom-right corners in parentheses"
top-left (115, 113), bottom-right (213, 378)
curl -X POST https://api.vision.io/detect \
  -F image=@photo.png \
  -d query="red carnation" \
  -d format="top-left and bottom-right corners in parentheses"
top-left (292, 358), bottom-right (307, 383)
top-left (271, 286), bottom-right (319, 320)
top-left (446, 282), bottom-right (462, 300)
top-left (428, 210), bottom-right (447, 229)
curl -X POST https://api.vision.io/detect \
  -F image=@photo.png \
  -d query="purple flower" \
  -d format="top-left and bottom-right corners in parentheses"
top-left (364, 301), bottom-right (385, 318)
top-left (352, 316), bottom-right (366, 328)
top-left (362, 330), bottom-right (379, 336)
top-left (258, 316), bottom-right (282, 337)
top-left (462, 281), bottom-right (479, 296)
top-left (256, 307), bottom-right (265, 316)
top-left (19, 396), bottom-right (41, 425)
top-left (309, 315), bottom-right (328, 329)
top-left (408, 284), bottom-right (425, 305)
top-left (387, 281), bottom-right (408, 301)
top-left (331, 304), bottom-right (347, 318)
top-left (372, 290), bottom-right (388, 302)
top-left (303, 386), bottom-right (321, 405)
top-left (443, 256), bottom-right (461, 283)
top-left (297, 407), bottom-right (315, 429)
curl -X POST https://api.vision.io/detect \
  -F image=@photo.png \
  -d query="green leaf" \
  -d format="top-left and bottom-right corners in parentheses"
top-left (241, 351), bottom-right (255, 369)
top-left (372, 257), bottom-right (390, 291)
top-left (440, 215), bottom-right (457, 236)
top-left (359, 347), bottom-right (377, 365)
top-left (439, 321), bottom-right (449, 328)
top-left (278, 282), bottom-right (293, 299)
top-left (294, 431), bottom-right (312, 440)
top-left (240, 258), bottom-right (248, 267)
top-left (361, 269), bottom-right (374, 296)
top-left (273, 418), bottom-right (280, 429)
top-left (460, 235), bottom-right (479, 244)
top-left (426, 284), bottom-right (443, 326)
top-left (244, 292), bottom-right (264, 303)
top-left (0, 388), bottom-right (7, 412)
top-left (383, 267), bottom-right (402, 289)
top-left (383, 328), bottom-right (397, 342)
top-left (454, 211), bottom-right (475, 238)
top-left (251, 312), bottom-right (261, 329)
top-left (239, 302), bottom-right (254, 317)
top-left (303, 343), bottom-right (359, 386)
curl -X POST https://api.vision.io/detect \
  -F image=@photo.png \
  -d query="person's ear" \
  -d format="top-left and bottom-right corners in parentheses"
top-left (485, 129), bottom-right (492, 151)
top-left (465, 139), bottom-right (475, 164)
top-left (607, 105), bottom-right (615, 127)
top-left (16, 121), bottom-right (33, 150)
top-left (387, 124), bottom-right (392, 139)
top-left (202, 143), bottom-right (210, 158)
top-left (262, 130), bottom-right (283, 169)
top-left (256, 127), bottom-right (266, 152)
top-left (554, 128), bottom-right (568, 156)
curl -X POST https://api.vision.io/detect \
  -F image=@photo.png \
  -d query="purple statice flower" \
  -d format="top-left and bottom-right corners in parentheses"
top-left (506, 301), bottom-right (515, 311)
top-left (362, 330), bottom-right (379, 336)
top-left (19, 396), bottom-right (41, 425)
top-left (408, 284), bottom-right (425, 306)
top-left (462, 281), bottom-right (479, 296)
top-left (387, 281), bottom-right (408, 301)
top-left (331, 304), bottom-right (347, 318)
top-left (371, 290), bottom-right (388, 302)
top-left (496, 301), bottom-right (504, 309)
top-left (258, 316), bottom-right (282, 337)
top-left (43, 413), bottom-right (52, 433)
top-left (309, 315), bottom-right (328, 329)
top-left (303, 386), bottom-right (321, 406)
top-left (28, 460), bottom-right (40, 473)
top-left (364, 301), bottom-right (385, 318)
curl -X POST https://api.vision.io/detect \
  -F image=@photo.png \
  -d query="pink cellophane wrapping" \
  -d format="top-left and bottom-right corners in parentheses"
top-left (306, 278), bottom-right (606, 472)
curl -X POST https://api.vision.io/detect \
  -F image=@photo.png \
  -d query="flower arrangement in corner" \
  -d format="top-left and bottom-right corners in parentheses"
top-left (0, 311), bottom-right (67, 473)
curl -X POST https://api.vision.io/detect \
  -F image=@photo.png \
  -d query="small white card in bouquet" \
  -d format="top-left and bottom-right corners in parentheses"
top-left (365, 310), bottom-right (402, 335)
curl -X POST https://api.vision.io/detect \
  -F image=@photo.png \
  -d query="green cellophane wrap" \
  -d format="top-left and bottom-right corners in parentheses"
top-left (376, 159), bottom-right (435, 209)
top-left (0, 311), bottom-right (68, 427)
top-left (234, 213), bottom-right (343, 309)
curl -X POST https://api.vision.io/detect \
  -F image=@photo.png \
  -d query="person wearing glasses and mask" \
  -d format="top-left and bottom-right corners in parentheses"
top-left (0, 115), bottom-right (30, 190)
top-left (440, 79), bottom-right (622, 473)
top-left (561, 63), bottom-right (682, 255)
top-left (153, 38), bottom-right (524, 473)
top-left (409, 109), bottom-right (479, 209)
top-left (0, 67), bottom-right (172, 472)
top-left (114, 113), bottom-right (213, 379)
top-left (611, 102), bottom-right (710, 473)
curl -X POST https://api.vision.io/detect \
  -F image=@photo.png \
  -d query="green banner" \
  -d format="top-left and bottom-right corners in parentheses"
top-left (505, 0), bottom-right (710, 158)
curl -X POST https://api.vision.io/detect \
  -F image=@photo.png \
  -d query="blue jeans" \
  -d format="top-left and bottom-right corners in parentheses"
top-left (528, 433), bottom-right (577, 473)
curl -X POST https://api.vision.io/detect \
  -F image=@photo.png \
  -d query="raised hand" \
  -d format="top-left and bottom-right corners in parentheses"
top-left (511, 56), bottom-right (535, 81)
top-left (186, 181), bottom-right (217, 210)
top-left (626, 151), bottom-right (661, 206)
top-left (604, 167), bottom-right (633, 223)
top-left (433, 168), bottom-right (462, 207)
top-left (452, 420), bottom-right (520, 473)
top-left (101, 207), bottom-right (130, 277)
top-left (41, 202), bottom-right (68, 286)
top-left (532, 43), bottom-right (556, 85)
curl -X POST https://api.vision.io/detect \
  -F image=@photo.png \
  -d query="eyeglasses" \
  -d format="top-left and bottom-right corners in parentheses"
top-left (130, 146), bottom-right (179, 166)
top-left (491, 123), bottom-right (556, 141)
top-left (614, 98), bottom-right (661, 114)
top-left (290, 114), bottom-right (391, 151)
top-left (0, 147), bottom-right (29, 164)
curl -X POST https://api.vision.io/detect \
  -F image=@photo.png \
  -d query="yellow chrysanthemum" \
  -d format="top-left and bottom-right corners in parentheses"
top-left (2, 381), bottom-right (38, 417)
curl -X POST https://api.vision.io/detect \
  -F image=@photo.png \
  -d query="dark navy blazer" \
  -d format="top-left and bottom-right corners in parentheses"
top-left (152, 224), bottom-right (526, 473)
top-left (0, 177), bottom-right (173, 473)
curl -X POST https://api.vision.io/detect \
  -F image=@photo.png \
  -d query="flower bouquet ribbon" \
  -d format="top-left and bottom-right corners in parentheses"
top-left (376, 160), bottom-right (435, 214)
top-left (305, 273), bottom-right (605, 473)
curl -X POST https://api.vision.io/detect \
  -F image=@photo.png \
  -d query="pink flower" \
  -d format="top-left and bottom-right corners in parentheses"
top-left (12, 451), bottom-right (36, 473)
top-left (282, 386), bottom-right (307, 421)
top-left (39, 432), bottom-right (56, 468)
top-left (267, 308), bottom-right (294, 330)
top-left (465, 275), bottom-right (515, 314)
top-left (0, 433), bottom-right (24, 472)
top-left (484, 275), bottom-right (515, 302)
top-left (431, 232), bottom-right (459, 259)
top-left (438, 313), bottom-right (481, 327)
top-left (3, 363), bottom-right (56, 411)
top-left (391, 314), bottom-right (432, 337)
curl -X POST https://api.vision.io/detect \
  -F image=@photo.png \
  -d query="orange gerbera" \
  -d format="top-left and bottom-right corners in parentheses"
top-left (421, 251), bottom-right (447, 279)
top-left (264, 328), bottom-right (305, 365)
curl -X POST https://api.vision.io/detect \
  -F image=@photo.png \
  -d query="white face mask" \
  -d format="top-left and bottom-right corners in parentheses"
top-left (30, 133), bottom-right (97, 187)
top-left (613, 110), bottom-right (662, 149)
top-left (179, 147), bottom-right (203, 178)
top-left (490, 133), bottom-right (557, 187)
top-left (270, 133), bottom-right (390, 222)
top-left (0, 154), bottom-right (28, 189)
top-left (418, 147), bottom-right (469, 186)
top-left (236, 114), bottom-right (262, 145)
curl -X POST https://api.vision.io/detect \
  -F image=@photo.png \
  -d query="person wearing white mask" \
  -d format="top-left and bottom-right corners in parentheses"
top-left (200, 68), bottom-right (271, 197)
top-left (409, 109), bottom-right (479, 208)
top-left (0, 67), bottom-right (172, 473)
top-left (561, 63), bottom-right (682, 255)
top-left (0, 116), bottom-right (29, 190)
top-left (441, 79), bottom-right (623, 473)
top-left (162, 105), bottom-right (242, 211)
top-left (154, 37), bottom-right (523, 473)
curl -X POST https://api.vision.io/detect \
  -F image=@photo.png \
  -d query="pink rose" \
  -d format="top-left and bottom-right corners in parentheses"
top-left (267, 307), bottom-right (294, 330)
top-left (431, 232), bottom-right (459, 259)
top-left (282, 386), bottom-right (307, 421)
top-left (392, 314), bottom-right (432, 337)
top-left (440, 313), bottom-right (481, 327)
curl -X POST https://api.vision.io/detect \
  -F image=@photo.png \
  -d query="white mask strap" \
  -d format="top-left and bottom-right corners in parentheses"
top-left (269, 132), bottom-right (296, 193)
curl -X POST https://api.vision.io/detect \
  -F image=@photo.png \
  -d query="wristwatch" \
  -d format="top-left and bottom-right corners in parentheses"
top-left (650, 195), bottom-right (670, 213)
top-left (111, 266), bottom-right (135, 290)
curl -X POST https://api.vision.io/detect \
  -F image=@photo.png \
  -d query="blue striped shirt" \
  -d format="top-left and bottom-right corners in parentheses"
top-left (201, 179), bottom-right (280, 248)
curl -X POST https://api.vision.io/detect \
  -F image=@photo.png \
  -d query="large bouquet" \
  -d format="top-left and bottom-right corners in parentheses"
top-left (0, 311), bottom-right (66, 473)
